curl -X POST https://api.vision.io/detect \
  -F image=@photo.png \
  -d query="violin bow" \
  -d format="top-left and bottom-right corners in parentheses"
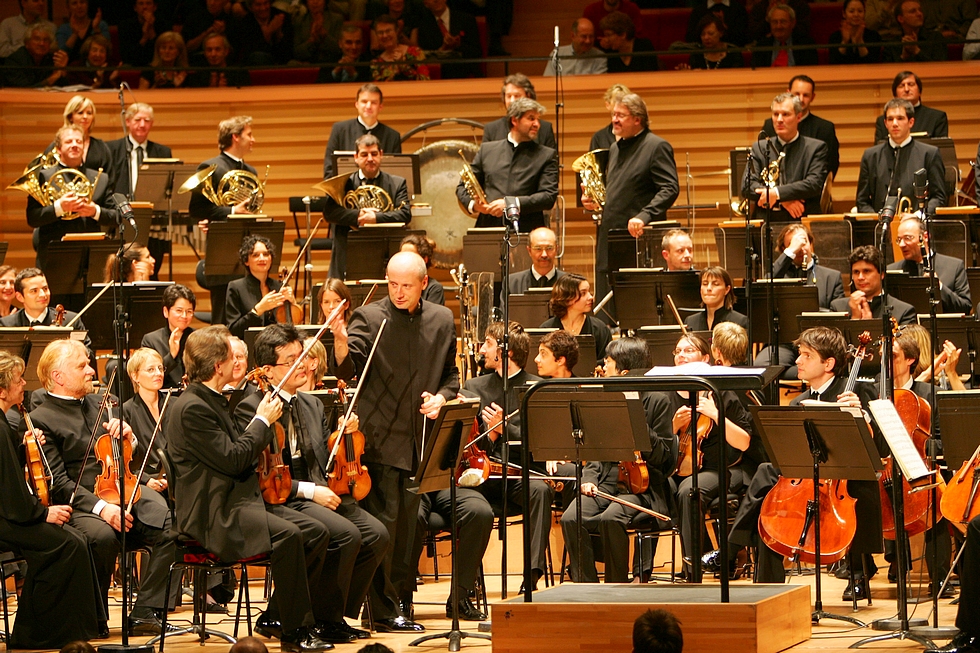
top-left (280, 217), bottom-right (325, 289)
top-left (665, 294), bottom-right (690, 336)
top-left (69, 366), bottom-right (117, 506)
top-left (64, 283), bottom-right (114, 329)
top-left (126, 390), bottom-right (173, 512)
top-left (324, 317), bottom-right (388, 473)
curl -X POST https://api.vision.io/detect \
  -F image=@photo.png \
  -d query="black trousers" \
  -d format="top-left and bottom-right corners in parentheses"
top-left (883, 518), bottom-right (952, 583)
top-left (0, 519), bottom-right (105, 649)
top-left (413, 487), bottom-right (494, 596)
top-left (361, 463), bottom-right (420, 620)
top-left (674, 468), bottom-right (746, 561)
top-left (957, 515), bottom-right (980, 636)
top-left (561, 493), bottom-right (651, 583)
top-left (478, 477), bottom-right (554, 574)
top-left (336, 496), bottom-right (389, 618)
top-left (263, 504), bottom-right (329, 632)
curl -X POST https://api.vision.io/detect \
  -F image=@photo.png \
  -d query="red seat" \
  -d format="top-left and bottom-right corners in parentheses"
top-left (641, 8), bottom-right (693, 52)
top-left (810, 2), bottom-right (844, 44)
top-left (658, 52), bottom-right (690, 70)
top-left (249, 67), bottom-right (319, 85)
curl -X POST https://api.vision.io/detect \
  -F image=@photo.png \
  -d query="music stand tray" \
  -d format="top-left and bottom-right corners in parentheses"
top-left (508, 290), bottom-right (551, 328)
top-left (137, 163), bottom-right (198, 213)
top-left (611, 270), bottom-right (701, 330)
top-left (0, 327), bottom-right (84, 391)
top-left (748, 280), bottom-right (819, 345)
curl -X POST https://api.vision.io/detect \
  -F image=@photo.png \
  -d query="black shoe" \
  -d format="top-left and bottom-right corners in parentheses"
top-left (701, 549), bottom-right (723, 572)
top-left (314, 621), bottom-right (356, 644)
top-left (833, 561), bottom-right (850, 579)
top-left (398, 598), bottom-right (414, 620)
top-left (446, 595), bottom-right (487, 621)
top-left (95, 622), bottom-right (110, 640)
top-left (518, 569), bottom-right (543, 593)
top-left (928, 583), bottom-right (958, 600)
top-left (205, 600), bottom-right (229, 614)
top-left (255, 611), bottom-right (283, 639)
top-left (926, 631), bottom-right (980, 653)
top-left (280, 627), bottom-right (334, 652)
top-left (842, 577), bottom-right (870, 602)
top-left (128, 607), bottom-right (181, 636)
top-left (888, 561), bottom-right (898, 583)
top-left (337, 621), bottom-right (370, 639)
top-left (373, 617), bottom-right (425, 633)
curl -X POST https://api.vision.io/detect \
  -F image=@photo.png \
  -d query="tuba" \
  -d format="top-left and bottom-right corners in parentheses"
top-left (457, 149), bottom-right (487, 215)
top-left (313, 174), bottom-right (397, 212)
top-left (572, 148), bottom-right (609, 215)
top-left (178, 164), bottom-right (269, 213)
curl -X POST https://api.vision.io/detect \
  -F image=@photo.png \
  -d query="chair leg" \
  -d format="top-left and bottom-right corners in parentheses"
top-left (243, 565), bottom-right (253, 637)
top-left (1, 562), bottom-right (10, 643)
top-left (159, 564), bottom-right (178, 653)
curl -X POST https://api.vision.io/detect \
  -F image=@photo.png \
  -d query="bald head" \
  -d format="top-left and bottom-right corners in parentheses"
top-left (527, 227), bottom-right (558, 275)
top-left (386, 251), bottom-right (428, 312)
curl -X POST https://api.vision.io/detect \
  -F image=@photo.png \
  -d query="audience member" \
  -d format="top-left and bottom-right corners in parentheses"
top-left (367, 0), bottom-right (419, 49)
top-left (919, 0), bottom-right (976, 38)
top-left (4, 23), bottom-right (67, 87)
top-left (589, 83), bottom-right (630, 150)
top-left (829, 0), bottom-right (882, 64)
top-left (118, 0), bottom-right (171, 67)
top-left (599, 11), bottom-right (658, 73)
top-left (371, 13), bottom-right (428, 80)
top-left (686, 0), bottom-right (748, 45)
top-left (64, 33), bottom-right (118, 87)
top-left (416, 0), bottom-right (481, 78)
top-left (678, 14), bottom-right (743, 69)
top-left (451, 0), bottom-right (512, 56)
top-left (883, 0), bottom-right (946, 62)
top-left (747, 0), bottom-right (810, 42)
top-left (292, 0), bottom-right (342, 63)
top-left (0, 0), bottom-right (55, 58)
top-left (633, 609), bottom-right (684, 653)
top-left (544, 17), bottom-right (607, 76)
top-left (182, 0), bottom-right (232, 53)
top-left (139, 31), bottom-right (188, 88)
top-left (56, 0), bottom-right (108, 63)
top-left (316, 21), bottom-right (368, 82)
top-left (233, 0), bottom-right (294, 64)
top-left (751, 4), bottom-right (817, 67)
top-left (584, 0), bottom-right (644, 38)
top-left (873, 70), bottom-right (948, 141)
top-left (189, 33), bottom-right (250, 86)
top-left (327, 0), bottom-right (367, 21)
top-left (965, 17), bottom-right (980, 59)
top-left (865, 0), bottom-right (901, 39)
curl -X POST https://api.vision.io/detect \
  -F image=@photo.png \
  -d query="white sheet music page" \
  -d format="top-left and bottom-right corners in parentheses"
top-left (868, 399), bottom-right (931, 481)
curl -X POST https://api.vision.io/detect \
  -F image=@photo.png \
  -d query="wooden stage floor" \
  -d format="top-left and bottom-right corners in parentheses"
top-left (6, 559), bottom-right (959, 653)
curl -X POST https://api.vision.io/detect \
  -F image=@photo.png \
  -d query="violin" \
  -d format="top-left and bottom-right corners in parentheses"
top-left (53, 304), bottom-right (66, 327)
top-left (941, 443), bottom-right (980, 534)
top-left (21, 405), bottom-right (50, 506)
top-left (248, 368), bottom-right (292, 505)
top-left (274, 266), bottom-right (303, 326)
top-left (93, 400), bottom-right (141, 505)
top-left (618, 451), bottom-right (649, 494)
top-left (325, 380), bottom-right (371, 500)
top-left (456, 416), bottom-right (492, 488)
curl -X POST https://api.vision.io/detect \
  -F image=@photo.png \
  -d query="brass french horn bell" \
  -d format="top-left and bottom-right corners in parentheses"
top-left (177, 164), bottom-right (220, 205)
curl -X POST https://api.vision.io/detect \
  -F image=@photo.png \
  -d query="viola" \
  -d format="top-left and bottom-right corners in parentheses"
top-left (675, 403), bottom-right (713, 477)
top-left (940, 443), bottom-right (980, 535)
top-left (274, 266), bottom-right (303, 326)
top-left (326, 380), bottom-right (371, 500)
top-left (53, 304), bottom-right (66, 327)
top-left (456, 416), bottom-right (492, 488)
top-left (618, 451), bottom-right (649, 494)
top-left (21, 405), bottom-right (50, 506)
top-left (248, 368), bottom-right (292, 505)
top-left (93, 401), bottom-right (141, 505)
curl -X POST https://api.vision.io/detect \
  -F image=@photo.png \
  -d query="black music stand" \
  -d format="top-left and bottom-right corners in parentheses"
top-left (0, 328), bottom-right (81, 392)
top-left (44, 241), bottom-right (90, 299)
top-left (635, 326), bottom-right (712, 367)
top-left (408, 399), bottom-right (489, 651)
top-left (203, 220), bottom-right (285, 284)
top-left (751, 405), bottom-right (881, 626)
top-left (610, 269), bottom-right (701, 330)
top-left (463, 228), bottom-right (509, 282)
top-left (747, 279), bottom-right (819, 348)
top-left (523, 329), bottom-right (595, 377)
top-left (137, 163), bottom-right (197, 279)
top-left (929, 315), bottom-right (980, 383)
top-left (84, 283), bottom-right (170, 351)
top-left (346, 226), bottom-right (421, 280)
top-left (884, 272), bottom-right (933, 314)
top-left (507, 289), bottom-right (551, 328)
top-left (524, 389), bottom-right (650, 583)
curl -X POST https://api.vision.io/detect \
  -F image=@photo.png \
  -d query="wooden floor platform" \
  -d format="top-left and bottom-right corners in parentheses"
top-left (491, 583), bottom-right (812, 653)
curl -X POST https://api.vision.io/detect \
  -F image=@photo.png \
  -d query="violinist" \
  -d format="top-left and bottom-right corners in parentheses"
top-left (0, 350), bottom-right (106, 648)
top-left (167, 326), bottom-right (333, 653)
top-left (234, 324), bottom-right (387, 644)
top-left (560, 337), bottom-right (675, 583)
top-left (683, 267), bottom-right (748, 333)
top-left (30, 338), bottom-right (179, 634)
top-left (140, 284), bottom-right (196, 389)
top-left (667, 333), bottom-right (754, 577)
top-left (122, 348), bottom-right (170, 494)
top-left (534, 329), bottom-right (581, 509)
top-left (318, 279), bottom-right (353, 377)
top-left (458, 321), bottom-right (544, 596)
top-left (539, 273), bottom-right (612, 365)
top-left (333, 251), bottom-right (458, 633)
top-left (225, 234), bottom-right (296, 339)
top-left (0, 268), bottom-right (93, 357)
top-left (924, 516), bottom-right (980, 653)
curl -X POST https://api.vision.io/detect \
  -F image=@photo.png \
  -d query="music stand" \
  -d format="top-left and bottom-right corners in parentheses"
top-left (937, 391), bottom-right (980, 470)
top-left (885, 272), bottom-right (933, 314)
top-left (522, 329), bottom-right (595, 378)
top-left (408, 399), bottom-right (490, 651)
top-left (751, 405), bottom-right (881, 626)
top-left (634, 326), bottom-right (712, 367)
top-left (203, 220), bottom-right (286, 285)
top-left (607, 222), bottom-right (681, 270)
top-left (84, 283), bottom-right (170, 351)
top-left (524, 389), bottom-right (650, 582)
top-left (926, 315), bottom-right (979, 382)
top-left (747, 280), bottom-right (819, 347)
top-left (334, 153), bottom-right (422, 197)
top-left (463, 229), bottom-right (508, 282)
top-left (44, 241), bottom-right (90, 297)
top-left (610, 269), bottom-right (701, 330)
top-left (507, 289), bottom-right (551, 328)
top-left (346, 227), bottom-right (422, 280)
top-left (0, 328), bottom-right (83, 391)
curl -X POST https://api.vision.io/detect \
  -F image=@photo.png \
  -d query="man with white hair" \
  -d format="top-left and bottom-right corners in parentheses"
top-left (543, 17), bottom-right (607, 76)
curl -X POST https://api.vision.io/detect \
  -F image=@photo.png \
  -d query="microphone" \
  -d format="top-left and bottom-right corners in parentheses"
top-left (880, 192), bottom-right (899, 223)
top-left (113, 193), bottom-right (139, 234)
top-left (554, 26), bottom-right (560, 48)
top-left (503, 196), bottom-right (520, 231)
top-left (913, 167), bottom-right (928, 214)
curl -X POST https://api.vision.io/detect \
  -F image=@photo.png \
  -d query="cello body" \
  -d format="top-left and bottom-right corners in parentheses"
top-left (759, 477), bottom-right (857, 564)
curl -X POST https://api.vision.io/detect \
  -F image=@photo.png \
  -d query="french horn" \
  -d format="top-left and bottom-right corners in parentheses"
top-left (313, 174), bottom-right (398, 212)
top-left (573, 148), bottom-right (609, 214)
top-left (178, 164), bottom-right (269, 213)
top-left (457, 149), bottom-right (487, 215)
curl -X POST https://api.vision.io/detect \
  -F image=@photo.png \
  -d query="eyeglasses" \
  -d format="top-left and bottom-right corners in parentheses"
top-left (530, 246), bottom-right (555, 253)
top-left (169, 308), bottom-right (194, 317)
top-left (672, 347), bottom-right (701, 356)
top-left (274, 357), bottom-right (298, 367)
top-left (895, 235), bottom-right (921, 245)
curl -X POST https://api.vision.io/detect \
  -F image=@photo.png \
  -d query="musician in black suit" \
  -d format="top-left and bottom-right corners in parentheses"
top-left (561, 338), bottom-right (675, 583)
top-left (399, 234), bottom-right (445, 305)
top-left (481, 74), bottom-right (558, 151)
top-left (168, 325), bottom-right (332, 652)
top-left (874, 71), bottom-right (948, 142)
top-left (107, 102), bottom-right (173, 278)
top-left (857, 99), bottom-right (947, 215)
top-left (31, 339), bottom-right (179, 635)
top-left (0, 268), bottom-right (93, 356)
top-left (684, 267), bottom-right (749, 332)
top-left (323, 133), bottom-right (411, 281)
top-left (925, 515), bottom-right (980, 653)
top-left (456, 98), bottom-right (558, 233)
top-left (888, 215), bottom-right (971, 313)
top-left (225, 235), bottom-right (296, 339)
top-left (744, 93), bottom-right (829, 221)
top-left (0, 350), bottom-right (106, 648)
top-left (332, 252), bottom-right (457, 633)
top-left (141, 284), bottom-right (196, 388)
top-left (27, 125), bottom-right (119, 272)
top-left (503, 226), bottom-right (565, 302)
top-left (830, 246), bottom-right (917, 325)
top-left (416, 0), bottom-right (481, 79)
top-left (235, 325), bottom-right (387, 644)
top-left (189, 115), bottom-right (258, 224)
top-left (762, 75), bottom-right (840, 178)
top-left (582, 93), bottom-right (679, 312)
top-left (321, 83), bottom-right (402, 179)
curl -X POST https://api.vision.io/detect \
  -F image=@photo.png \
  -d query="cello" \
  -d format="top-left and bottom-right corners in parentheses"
top-left (941, 443), bottom-right (980, 534)
top-left (757, 333), bottom-right (870, 564)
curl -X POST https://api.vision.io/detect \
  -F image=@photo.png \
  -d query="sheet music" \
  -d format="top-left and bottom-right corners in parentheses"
top-left (868, 399), bottom-right (931, 481)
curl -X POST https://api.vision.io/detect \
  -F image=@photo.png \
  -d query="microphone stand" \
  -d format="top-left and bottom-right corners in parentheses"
top-left (759, 133), bottom-right (778, 404)
top-left (498, 199), bottom-right (519, 605)
top-left (550, 25), bottom-right (564, 262)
